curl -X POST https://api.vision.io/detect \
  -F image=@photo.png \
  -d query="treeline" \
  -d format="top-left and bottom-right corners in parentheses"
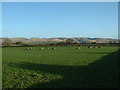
top-left (1, 38), bottom-right (120, 47)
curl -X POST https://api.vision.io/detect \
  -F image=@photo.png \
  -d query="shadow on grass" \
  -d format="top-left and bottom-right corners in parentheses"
top-left (65, 52), bottom-right (111, 54)
top-left (11, 50), bottom-right (119, 88)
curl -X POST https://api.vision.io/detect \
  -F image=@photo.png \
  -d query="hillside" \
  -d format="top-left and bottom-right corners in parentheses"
top-left (1, 37), bottom-right (119, 44)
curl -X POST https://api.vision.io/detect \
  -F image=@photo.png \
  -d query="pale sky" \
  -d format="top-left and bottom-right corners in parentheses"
top-left (2, 2), bottom-right (118, 39)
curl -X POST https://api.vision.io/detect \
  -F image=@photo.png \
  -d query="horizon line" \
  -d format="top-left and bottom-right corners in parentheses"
top-left (0, 36), bottom-right (119, 39)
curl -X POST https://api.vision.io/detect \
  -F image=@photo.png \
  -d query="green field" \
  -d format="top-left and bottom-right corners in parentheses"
top-left (2, 46), bottom-right (119, 88)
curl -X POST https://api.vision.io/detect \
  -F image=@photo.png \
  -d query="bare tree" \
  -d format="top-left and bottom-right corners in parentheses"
top-left (2, 38), bottom-right (13, 46)
top-left (66, 38), bottom-right (75, 44)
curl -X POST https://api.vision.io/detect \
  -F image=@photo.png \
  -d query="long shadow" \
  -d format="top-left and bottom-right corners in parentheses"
top-left (65, 52), bottom-right (111, 54)
top-left (11, 50), bottom-right (119, 88)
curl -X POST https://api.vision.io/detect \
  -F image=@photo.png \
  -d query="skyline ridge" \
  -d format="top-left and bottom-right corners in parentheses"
top-left (1, 36), bottom-right (119, 39)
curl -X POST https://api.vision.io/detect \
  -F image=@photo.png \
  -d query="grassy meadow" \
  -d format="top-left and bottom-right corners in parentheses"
top-left (2, 46), bottom-right (119, 88)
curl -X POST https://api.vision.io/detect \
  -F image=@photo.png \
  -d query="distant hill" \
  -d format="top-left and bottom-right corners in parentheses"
top-left (1, 37), bottom-right (28, 43)
top-left (21, 37), bottom-right (65, 45)
top-left (9, 37), bottom-right (28, 43)
top-left (1, 37), bottom-right (119, 44)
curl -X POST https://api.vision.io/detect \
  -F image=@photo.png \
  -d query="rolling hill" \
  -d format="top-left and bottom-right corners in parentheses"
top-left (1, 37), bottom-right (119, 44)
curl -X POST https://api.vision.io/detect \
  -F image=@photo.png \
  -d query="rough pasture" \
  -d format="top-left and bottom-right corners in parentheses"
top-left (2, 46), bottom-right (119, 88)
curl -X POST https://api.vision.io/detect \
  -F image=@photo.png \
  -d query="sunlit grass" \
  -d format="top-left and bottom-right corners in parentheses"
top-left (2, 46), bottom-right (119, 88)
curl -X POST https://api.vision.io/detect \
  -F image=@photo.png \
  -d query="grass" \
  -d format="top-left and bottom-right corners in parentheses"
top-left (2, 46), bottom-right (119, 88)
